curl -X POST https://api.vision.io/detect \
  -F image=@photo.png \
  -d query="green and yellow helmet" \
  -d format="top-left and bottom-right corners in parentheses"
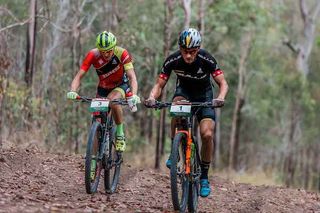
top-left (96, 31), bottom-right (117, 51)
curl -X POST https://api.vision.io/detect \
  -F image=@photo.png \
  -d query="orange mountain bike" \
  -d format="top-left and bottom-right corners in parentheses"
top-left (146, 100), bottom-right (219, 212)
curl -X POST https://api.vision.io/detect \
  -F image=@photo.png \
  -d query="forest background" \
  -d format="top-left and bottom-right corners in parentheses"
top-left (0, 0), bottom-right (319, 192)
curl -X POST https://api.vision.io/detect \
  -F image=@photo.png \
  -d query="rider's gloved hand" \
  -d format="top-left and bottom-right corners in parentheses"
top-left (144, 97), bottom-right (156, 107)
top-left (132, 94), bottom-right (141, 105)
top-left (212, 98), bottom-right (225, 107)
top-left (67, 91), bottom-right (79, 100)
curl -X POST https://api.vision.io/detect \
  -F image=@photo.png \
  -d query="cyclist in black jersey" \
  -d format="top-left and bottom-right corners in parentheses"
top-left (145, 28), bottom-right (229, 198)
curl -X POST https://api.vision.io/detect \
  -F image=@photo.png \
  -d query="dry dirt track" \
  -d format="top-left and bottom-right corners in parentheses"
top-left (0, 147), bottom-right (319, 213)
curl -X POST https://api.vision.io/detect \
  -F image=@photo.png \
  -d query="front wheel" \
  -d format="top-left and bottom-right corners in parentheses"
top-left (170, 132), bottom-right (189, 211)
top-left (104, 125), bottom-right (122, 194)
top-left (188, 142), bottom-right (201, 212)
top-left (85, 121), bottom-right (103, 194)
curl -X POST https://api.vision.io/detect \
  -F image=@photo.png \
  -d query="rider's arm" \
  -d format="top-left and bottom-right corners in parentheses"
top-left (213, 74), bottom-right (228, 100)
top-left (70, 69), bottom-right (86, 91)
top-left (126, 68), bottom-right (138, 95)
top-left (148, 53), bottom-right (173, 100)
top-left (70, 50), bottom-right (94, 91)
top-left (149, 77), bottom-right (167, 100)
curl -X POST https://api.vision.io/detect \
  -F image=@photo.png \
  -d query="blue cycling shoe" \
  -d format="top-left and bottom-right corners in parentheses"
top-left (200, 179), bottom-right (211, 197)
top-left (166, 157), bottom-right (171, 169)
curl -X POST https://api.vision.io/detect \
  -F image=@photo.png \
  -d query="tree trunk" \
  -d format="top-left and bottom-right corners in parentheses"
top-left (214, 108), bottom-right (221, 168)
top-left (155, 0), bottom-right (175, 169)
top-left (182, 0), bottom-right (192, 28)
top-left (312, 143), bottom-right (320, 191)
top-left (147, 110), bottom-right (154, 144)
top-left (228, 31), bottom-right (253, 171)
top-left (0, 32), bottom-right (11, 149)
top-left (283, 98), bottom-right (301, 187)
top-left (302, 146), bottom-right (310, 189)
top-left (42, 0), bottom-right (70, 96)
top-left (24, 0), bottom-right (37, 126)
top-left (25, 0), bottom-right (37, 88)
top-left (296, 0), bottom-right (320, 77)
top-left (72, 2), bottom-right (82, 154)
top-left (197, 0), bottom-right (205, 36)
top-left (155, 116), bottom-right (161, 169)
top-left (110, 0), bottom-right (119, 31)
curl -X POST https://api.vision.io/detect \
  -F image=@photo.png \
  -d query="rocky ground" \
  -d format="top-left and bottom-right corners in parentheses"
top-left (0, 147), bottom-right (319, 213)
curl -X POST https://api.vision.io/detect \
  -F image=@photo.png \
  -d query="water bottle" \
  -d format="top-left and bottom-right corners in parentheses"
top-left (126, 91), bottom-right (137, 112)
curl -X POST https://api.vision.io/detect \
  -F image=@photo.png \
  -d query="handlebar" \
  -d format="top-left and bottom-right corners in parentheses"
top-left (75, 96), bottom-right (128, 106)
top-left (144, 100), bottom-right (222, 109)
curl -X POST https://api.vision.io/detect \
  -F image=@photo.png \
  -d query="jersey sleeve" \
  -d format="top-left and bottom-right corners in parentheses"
top-left (203, 52), bottom-right (224, 78)
top-left (159, 56), bottom-right (175, 81)
top-left (211, 61), bottom-right (223, 77)
top-left (120, 49), bottom-right (134, 71)
top-left (80, 51), bottom-right (95, 72)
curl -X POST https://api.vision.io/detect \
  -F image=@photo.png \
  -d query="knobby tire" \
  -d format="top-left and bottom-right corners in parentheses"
top-left (104, 122), bottom-right (121, 194)
top-left (85, 121), bottom-right (103, 194)
top-left (170, 132), bottom-right (189, 211)
top-left (188, 138), bottom-right (201, 212)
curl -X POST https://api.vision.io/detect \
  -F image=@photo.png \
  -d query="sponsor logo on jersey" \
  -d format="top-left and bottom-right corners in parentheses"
top-left (100, 65), bottom-right (120, 79)
top-left (197, 68), bottom-right (204, 74)
top-left (98, 59), bottom-right (104, 65)
top-left (173, 70), bottom-right (207, 80)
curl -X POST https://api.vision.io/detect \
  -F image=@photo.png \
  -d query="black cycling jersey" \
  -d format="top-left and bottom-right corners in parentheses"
top-left (160, 49), bottom-right (223, 92)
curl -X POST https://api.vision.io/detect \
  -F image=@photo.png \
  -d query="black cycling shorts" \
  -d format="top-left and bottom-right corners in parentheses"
top-left (96, 82), bottom-right (130, 98)
top-left (172, 86), bottom-right (215, 122)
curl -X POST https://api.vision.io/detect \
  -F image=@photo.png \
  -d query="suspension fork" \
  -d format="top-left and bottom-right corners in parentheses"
top-left (175, 128), bottom-right (192, 175)
top-left (98, 112), bottom-right (111, 161)
top-left (102, 124), bottom-right (115, 169)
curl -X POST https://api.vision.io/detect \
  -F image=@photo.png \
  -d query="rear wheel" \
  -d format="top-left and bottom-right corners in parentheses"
top-left (85, 121), bottom-right (103, 194)
top-left (170, 132), bottom-right (189, 211)
top-left (104, 123), bottom-right (122, 194)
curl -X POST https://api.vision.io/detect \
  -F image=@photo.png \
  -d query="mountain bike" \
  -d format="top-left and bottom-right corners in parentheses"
top-left (75, 96), bottom-right (128, 194)
top-left (146, 100), bottom-right (220, 212)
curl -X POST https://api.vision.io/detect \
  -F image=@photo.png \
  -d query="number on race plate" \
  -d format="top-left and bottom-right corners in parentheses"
top-left (170, 104), bottom-right (192, 117)
top-left (89, 99), bottom-right (110, 112)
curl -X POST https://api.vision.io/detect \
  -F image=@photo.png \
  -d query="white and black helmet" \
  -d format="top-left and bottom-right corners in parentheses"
top-left (178, 28), bottom-right (202, 49)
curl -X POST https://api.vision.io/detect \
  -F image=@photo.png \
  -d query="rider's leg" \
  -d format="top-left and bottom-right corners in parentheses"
top-left (199, 118), bottom-right (215, 197)
top-left (199, 119), bottom-right (215, 179)
top-left (108, 89), bottom-right (126, 152)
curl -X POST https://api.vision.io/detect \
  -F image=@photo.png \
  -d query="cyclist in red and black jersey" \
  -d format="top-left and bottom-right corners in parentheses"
top-left (67, 31), bottom-right (140, 152)
top-left (145, 28), bottom-right (228, 197)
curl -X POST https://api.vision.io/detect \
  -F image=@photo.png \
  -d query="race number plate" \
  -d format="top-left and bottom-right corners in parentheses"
top-left (89, 99), bottom-right (109, 112)
top-left (170, 104), bottom-right (192, 117)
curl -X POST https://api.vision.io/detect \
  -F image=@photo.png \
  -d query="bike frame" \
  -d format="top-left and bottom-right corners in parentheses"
top-left (175, 120), bottom-right (193, 175)
top-left (76, 96), bottom-right (127, 165)
top-left (173, 104), bottom-right (204, 177)
top-left (93, 111), bottom-right (112, 163)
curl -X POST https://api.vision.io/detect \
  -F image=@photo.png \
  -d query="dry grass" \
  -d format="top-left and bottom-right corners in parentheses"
top-left (213, 169), bottom-right (282, 186)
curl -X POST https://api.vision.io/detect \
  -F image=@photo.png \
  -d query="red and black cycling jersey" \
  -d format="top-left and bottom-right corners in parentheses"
top-left (80, 46), bottom-right (133, 90)
top-left (160, 49), bottom-right (223, 91)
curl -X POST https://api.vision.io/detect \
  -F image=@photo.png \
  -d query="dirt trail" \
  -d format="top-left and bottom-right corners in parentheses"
top-left (0, 147), bottom-right (319, 213)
